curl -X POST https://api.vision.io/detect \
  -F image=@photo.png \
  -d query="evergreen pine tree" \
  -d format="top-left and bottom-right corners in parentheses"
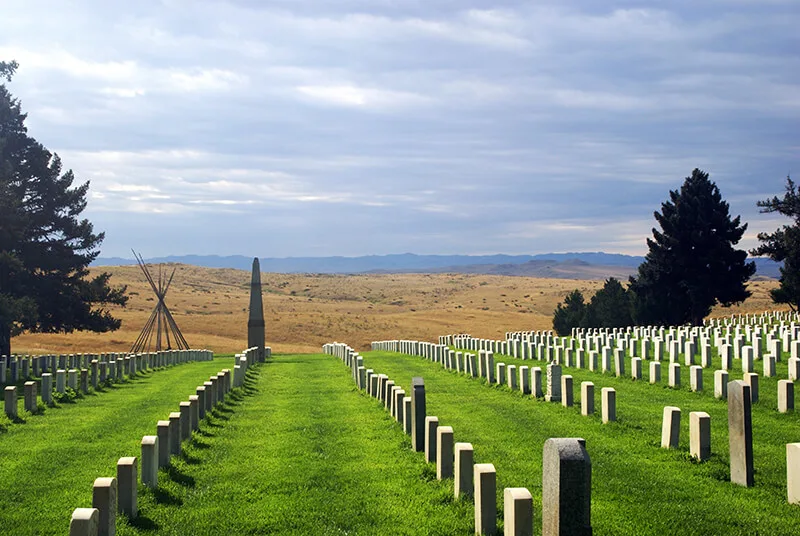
top-left (582, 277), bottom-right (633, 329)
top-left (552, 289), bottom-right (586, 336)
top-left (629, 169), bottom-right (755, 326)
top-left (751, 176), bottom-right (800, 311)
top-left (0, 61), bottom-right (128, 357)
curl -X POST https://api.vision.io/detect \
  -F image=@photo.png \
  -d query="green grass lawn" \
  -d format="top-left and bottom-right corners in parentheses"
top-left (362, 347), bottom-right (800, 535)
top-left (0, 357), bottom-right (233, 536)
top-left (116, 353), bottom-right (472, 535)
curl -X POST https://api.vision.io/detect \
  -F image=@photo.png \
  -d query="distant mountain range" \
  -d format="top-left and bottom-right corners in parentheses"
top-left (93, 252), bottom-right (782, 280)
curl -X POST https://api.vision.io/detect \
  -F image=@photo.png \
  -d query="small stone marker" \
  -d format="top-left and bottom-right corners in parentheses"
top-left (690, 366), bottom-right (703, 392)
top-left (519, 366), bottom-right (530, 395)
top-left (196, 386), bottom-right (207, 419)
top-left (601, 388), bottom-right (616, 423)
top-left (661, 406), bottom-right (681, 449)
top-left (383, 380), bottom-right (395, 409)
top-left (542, 438), bottom-right (592, 536)
top-left (188, 395), bottom-right (200, 430)
top-left (394, 389), bottom-right (405, 422)
top-left (92, 477), bottom-right (117, 536)
top-left (690, 412), bottom-right (711, 461)
top-left (117, 457), bottom-right (138, 519)
top-left (70, 507), bottom-right (99, 536)
top-left (24, 381), bottom-right (37, 413)
top-left (779, 380), bottom-right (795, 413)
top-left (57, 369), bottom-right (66, 393)
top-left (532, 367), bottom-right (542, 398)
top-left (742, 347), bottom-right (754, 374)
top-left (561, 375), bottom-right (574, 408)
top-left (669, 363), bottom-right (681, 388)
top-left (714, 370), bottom-right (729, 399)
top-left (425, 416), bottom-right (439, 463)
top-left (403, 397), bottom-right (412, 435)
top-left (5, 386), bottom-right (17, 419)
top-left (545, 364), bottom-right (562, 403)
top-left (631, 357), bottom-right (642, 380)
top-left (744, 373), bottom-right (759, 404)
top-left (140, 436), bottom-right (158, 488)
top-left (411, 377), bottom-right (426, 452)
top-left (507, 364), bottom-right (517, 390)
top-left (437, 426), bottom-right (454, 480)
top-left (156, 421), bottom-right (171, 468)
top-left (504, 487), bottom-right (533, 536)
top-left (169, 412), bottom-right (181, 456)
top-left (179, 402), bottom-right (191, 441)
top-left (787, 443), bottom-right (800, 504)
top-left (474, 463), bottom-right (497, 536)
top-left (496, 363), bottom-right (505, 386)
top-left (454, 442), bottom-right (474, 498)
top-left (764, 355), bottom-right (776, 378)
top-left (581, 382), bottom-right (594, 416)
top-left (728, 380), bottom-right (754, 487)
top-left (789, 358), bottom-right (800, 382)
top-left (80, 369), bottom-right (88, 394)
top-left (42, 373), bottom-right (53, 405)
top-left (650, 361), bottom-right (661, 384)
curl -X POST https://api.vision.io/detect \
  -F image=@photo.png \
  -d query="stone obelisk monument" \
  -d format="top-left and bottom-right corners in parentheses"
top-left (248, 258), bottom-right (266, 362)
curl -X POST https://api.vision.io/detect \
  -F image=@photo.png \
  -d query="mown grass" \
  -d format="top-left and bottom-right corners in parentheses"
top-left (0, 357), bottom-right (233, 535)
top-left (363, 347), bottom-right (800, 535)
top-left (116, 353), bottom-right (473, 535)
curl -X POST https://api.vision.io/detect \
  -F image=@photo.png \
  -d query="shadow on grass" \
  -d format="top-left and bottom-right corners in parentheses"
top-left (129, 515), bottom-right (159, 531)
top-left (166, 465), bottom-right (196, 488)
top-left (191, 436), bottom-right (212, 449)
top-left (179, 451), bottom-right (202, 465)
top-left (153, 487), bottom-right (183, 506)
top-left (209, 408), bottom-right (230, 421)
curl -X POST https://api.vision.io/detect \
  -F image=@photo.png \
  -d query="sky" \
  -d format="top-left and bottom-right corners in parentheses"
top-left (1, 0), bottom-right (798, 259)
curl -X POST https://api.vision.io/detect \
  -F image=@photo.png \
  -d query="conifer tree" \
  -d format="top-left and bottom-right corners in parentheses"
top-left (553, 289), bottom-right (586, 336)
top-left (751, 176), bottom-right (800, 311)
top-left (0, 61), bottom-right (128, 357)
top-left (582, 277), bottom-right (633, 329)
top-left (629, 169), bottom-right (755, 326)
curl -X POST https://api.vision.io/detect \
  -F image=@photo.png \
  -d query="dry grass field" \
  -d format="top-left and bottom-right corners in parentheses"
top-left (11, 264), bottom-right (785, 355)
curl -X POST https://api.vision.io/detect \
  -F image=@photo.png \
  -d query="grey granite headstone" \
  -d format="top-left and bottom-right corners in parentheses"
top-left (411, 377), bottom-right (426, 452)
top-left (542, 438), bottom-right (592, 536)
top-left (728, 380), bottom-right (754, 487)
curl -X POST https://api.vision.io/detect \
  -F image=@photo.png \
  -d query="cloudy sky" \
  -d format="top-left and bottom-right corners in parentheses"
top-left (1, 0), bottom-right (798, 258)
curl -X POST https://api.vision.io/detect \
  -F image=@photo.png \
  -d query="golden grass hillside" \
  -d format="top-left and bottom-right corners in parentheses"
top-left (11, 265), bottom-right (784, 355)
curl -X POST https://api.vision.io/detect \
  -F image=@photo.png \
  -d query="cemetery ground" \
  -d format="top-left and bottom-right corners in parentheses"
top-left (12, 265), bottom-right (783, 355)
top-left (361, 346), bottom-right (800, 535)
top-left (0, 353), bottom-right (472, 535)
top-left (5, 346), bottom-right (799, 534)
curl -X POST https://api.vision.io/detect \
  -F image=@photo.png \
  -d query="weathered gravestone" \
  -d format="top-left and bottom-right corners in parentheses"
top-left (69, 508), bottom-right (99, 536)
top-left (728, 380), bottom-right (754, 487)
top-left (437, 426), bottom-right (454, 480)
top-left (117, 457), bottom-right (138, 519)
top-left (474, 463), bottom-right (497, 536)
top-left (690, 411), bottom-right (711, 461)
top-left (542, 438), bottom-right (592, 536)
top-left (411, 377), bottom-right (426, 452)
top-left (140, 436), bottom-right (158, 488)
top-left (455, 442), bottom-right (474, 498)
top-left (504, 487), bottom-right (533, 536)
top-left (92, 477), bottom-right (116, 536)
top-left (425, 416), bottom-right (439, 463)
top-left (661, 406), bottom-right (681, 449)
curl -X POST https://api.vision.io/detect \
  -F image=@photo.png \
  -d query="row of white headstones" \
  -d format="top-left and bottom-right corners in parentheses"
top-left (327, 341), bottom-right (591, 536)
top-left (67, 347), bottom-right (264, 536)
